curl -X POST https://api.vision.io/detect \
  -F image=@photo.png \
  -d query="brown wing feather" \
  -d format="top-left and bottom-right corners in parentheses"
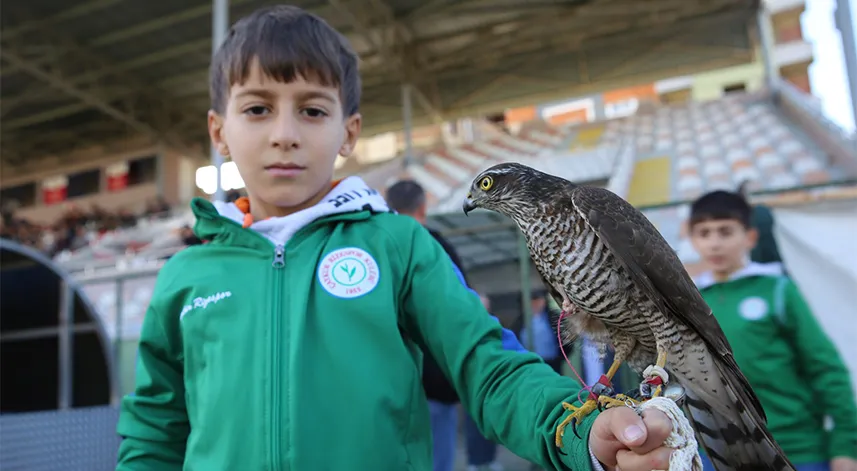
top-left (569, 185), bottom-right (767, 420)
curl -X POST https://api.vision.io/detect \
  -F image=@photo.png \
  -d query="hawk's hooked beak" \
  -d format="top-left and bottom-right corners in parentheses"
top-left (462, 193), bottom-right (476, 216)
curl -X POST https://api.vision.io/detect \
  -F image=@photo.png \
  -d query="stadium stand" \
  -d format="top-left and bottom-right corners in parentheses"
top-left (601, 92), bottom-right (840, 200)
top-left (4, 84), bottom-right (855, 278)
top-left (399, 92), bottom-right (848, 214)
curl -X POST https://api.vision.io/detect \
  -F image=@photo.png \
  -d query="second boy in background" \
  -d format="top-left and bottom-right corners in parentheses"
top-left (688, 189), bottom-right (857, 471)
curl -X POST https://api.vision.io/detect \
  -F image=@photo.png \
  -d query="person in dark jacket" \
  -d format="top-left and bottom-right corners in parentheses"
top-left (386, 179), bottom-right (525, 471)
top-left (737, 181), bottom-right (784, 265)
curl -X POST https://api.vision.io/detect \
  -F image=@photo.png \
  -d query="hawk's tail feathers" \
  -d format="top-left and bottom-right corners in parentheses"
top-left (679, 363), bottom-right (796, 471)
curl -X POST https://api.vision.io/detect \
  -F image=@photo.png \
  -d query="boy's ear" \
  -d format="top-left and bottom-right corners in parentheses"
top-left (339, 113), bottom-right (362, 157)
top-left (208, 110), bottom-right (230, 157)
top-left (745, 227), bottom-right (759, 250)
top-left (686, 224), bottom-right (703, 250)
top-left (679, 220), bottom-right (690, 239)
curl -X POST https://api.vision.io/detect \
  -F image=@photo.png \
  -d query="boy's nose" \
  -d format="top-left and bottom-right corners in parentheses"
top-left (706, 239), bottom-right (725, 252)
top-left (270, 113), bottom-right (301, 149)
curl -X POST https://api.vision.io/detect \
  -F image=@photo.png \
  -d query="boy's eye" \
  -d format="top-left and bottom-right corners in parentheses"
top-left (243, 105), bottom-right (270, 116)
top-left (301, 107), bottom-right (328, 118)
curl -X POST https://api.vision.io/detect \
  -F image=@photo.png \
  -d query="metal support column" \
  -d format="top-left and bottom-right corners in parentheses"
top-left (58, 281), bottom-right (75, 410)
top-left (155, 148), bottom-right (166, 199)
top-left (756, 5), bottom-right (778, 88)
top-left (836, 0), bottom-right (857, 129)
top-left (113, 278), bottom-right (125, 404)
top-left (211, 0), bottom-right (229, 202)
top-left (401, 83), bottom-right (415, 167)
top-left (518, 232), bottom-right (534, 351)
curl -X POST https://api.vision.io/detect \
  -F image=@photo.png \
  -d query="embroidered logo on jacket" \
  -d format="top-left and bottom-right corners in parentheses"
top-left (317, 247), bottom-right (379, 299)
top-left (180, 291), bottom-right (232, 320)
top-left (738, 296), bottom-right (769, 321)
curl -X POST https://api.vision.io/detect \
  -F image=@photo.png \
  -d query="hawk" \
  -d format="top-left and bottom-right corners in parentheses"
top-left (462, 162), bottom-right (794, 471)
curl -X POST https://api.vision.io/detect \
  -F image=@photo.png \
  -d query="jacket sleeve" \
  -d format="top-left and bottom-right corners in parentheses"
top-left (115, 288), bottom-right (189, 469)
top-left (782, 280), bottom-right (857, 459)
top-left (398, 225), bottom-right (598, 470)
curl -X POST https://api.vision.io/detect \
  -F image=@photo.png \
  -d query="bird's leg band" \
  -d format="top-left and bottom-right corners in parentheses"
top-left (640, 362), bottom-right (670, 399)
top-left (587, 374), bottom-right (615, 401)
top-left (582, 359), bottom-right (623, 401)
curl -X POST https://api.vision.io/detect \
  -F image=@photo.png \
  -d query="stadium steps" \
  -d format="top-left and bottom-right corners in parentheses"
top-left (568, 124), bottom-right (606, 151)
top-left (625, 156), bottom-right (673, 206)
top-left (594, 92), bottom-right (841, 203)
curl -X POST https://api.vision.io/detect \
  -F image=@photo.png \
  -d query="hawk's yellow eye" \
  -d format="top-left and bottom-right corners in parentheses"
top-left (479, 176), bottom-right (494, 191)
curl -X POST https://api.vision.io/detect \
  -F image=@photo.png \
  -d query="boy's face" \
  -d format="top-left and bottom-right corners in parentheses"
top-left (689, 219), bottom-right (758, 276)
top-left (208, 58), bottom-right (361, 213)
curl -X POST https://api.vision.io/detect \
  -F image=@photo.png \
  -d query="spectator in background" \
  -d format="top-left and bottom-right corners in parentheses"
top-left (519, 290), bottom-right (563, 374)
top-left (144, 197), bottom-right (171, 218)
top-left (0, 198), bottom-right (189, 258)
top-left (749, 202), bottom-right (783, 264)
top-left (179, 225), bottom-right (203, 246)
top-left (689, 189), bottom-right (857, 471)
top-left (462, 293), bottom-right (504, 471)
top-left (738, 180), bottom-right (784, 266)
top-left (386, 179), bottom-right (525, 471)
top-left (226, 189), bottom-right (244, 203)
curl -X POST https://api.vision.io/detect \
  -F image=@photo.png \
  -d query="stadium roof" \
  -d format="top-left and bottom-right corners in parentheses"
top-left (1, 0), bottom-right (759, 174)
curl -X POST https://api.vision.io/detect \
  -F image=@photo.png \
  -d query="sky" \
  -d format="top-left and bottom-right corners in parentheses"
top-left (802, 0), bottom-right (856, 131)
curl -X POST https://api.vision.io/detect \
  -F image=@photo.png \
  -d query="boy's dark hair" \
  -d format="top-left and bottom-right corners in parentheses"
top-left (209, 5), bottom-right (361, 116)
top-left (386, 180), bottom-right (426, 215)
top-left (689, 190), bottom-right (752, 228)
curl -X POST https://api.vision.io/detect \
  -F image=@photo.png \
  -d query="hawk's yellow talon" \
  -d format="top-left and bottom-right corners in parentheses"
top-left (555, 399), bottom-right (598, 448)
top-left (597, 394), bottom-right (642, 410)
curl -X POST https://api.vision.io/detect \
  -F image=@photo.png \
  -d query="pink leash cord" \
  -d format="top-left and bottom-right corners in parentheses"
top-left (556, 309), bottom-right (594, 404)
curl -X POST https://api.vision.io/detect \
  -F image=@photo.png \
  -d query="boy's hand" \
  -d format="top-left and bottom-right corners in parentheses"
top-left (590, 406), bottom-right (673, 471)
top-left (832, 457), bottom-right (857, 471)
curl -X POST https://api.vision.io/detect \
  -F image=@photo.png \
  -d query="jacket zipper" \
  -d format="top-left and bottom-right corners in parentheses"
top-left (271, 245), bottom-right (285, 470)
top-left (198, 210), bottom-right (365, 468)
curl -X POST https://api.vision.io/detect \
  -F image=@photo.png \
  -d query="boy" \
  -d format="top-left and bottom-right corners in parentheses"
top-left (116, 6), bottom-right (676, 471)
top-left (689, 190), bottom-right (857, 471)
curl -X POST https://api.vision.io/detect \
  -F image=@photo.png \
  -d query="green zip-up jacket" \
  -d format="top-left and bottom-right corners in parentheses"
top-left (116, 176), bottom-right (600, 471)
top-left (696, 263), bottom-right (857, 464)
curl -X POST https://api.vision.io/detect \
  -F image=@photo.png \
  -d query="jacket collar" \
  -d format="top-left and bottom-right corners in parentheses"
top-left (191, 176), bottom-right (389, 249)
top-left (694, 261), bottom-right (785, 290)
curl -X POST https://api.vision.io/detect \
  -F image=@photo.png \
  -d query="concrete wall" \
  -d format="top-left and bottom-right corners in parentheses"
top-left (1, 141), bottom-right (161, 189)
top-left (2, 141), bottom-right (204, 224)
top-left (690, 61), bottom-right (767, 101)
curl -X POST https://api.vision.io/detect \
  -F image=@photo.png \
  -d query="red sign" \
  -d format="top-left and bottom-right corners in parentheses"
top-left (106, 162), bottom-right (129, 192)
top-left (42, 175), bottom-right (68, 205)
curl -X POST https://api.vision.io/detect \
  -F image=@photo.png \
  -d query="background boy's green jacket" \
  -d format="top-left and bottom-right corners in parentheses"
top-left (697, 263), bottom-right (857, 463)
top-left (116, 178), bottom-right (599, 471)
